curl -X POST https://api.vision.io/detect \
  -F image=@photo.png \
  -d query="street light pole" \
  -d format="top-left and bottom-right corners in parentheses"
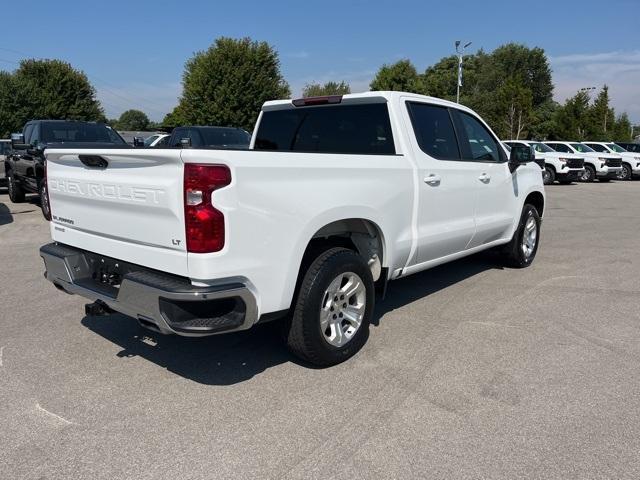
top-left (455, 41), bottom-right (472, 103)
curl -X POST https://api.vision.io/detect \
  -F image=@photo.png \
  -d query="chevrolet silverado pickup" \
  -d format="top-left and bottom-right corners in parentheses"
top-left (40, 92), bottom-right (545, 366)
top-left (583, 141), bottom-right (640, 180)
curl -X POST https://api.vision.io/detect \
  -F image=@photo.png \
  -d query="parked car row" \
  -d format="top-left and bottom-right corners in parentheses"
top-left (504, 139), bottom-right (639, 185)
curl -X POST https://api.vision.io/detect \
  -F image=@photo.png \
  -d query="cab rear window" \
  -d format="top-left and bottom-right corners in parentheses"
top-left (254, 103), bottom-right (395, 155)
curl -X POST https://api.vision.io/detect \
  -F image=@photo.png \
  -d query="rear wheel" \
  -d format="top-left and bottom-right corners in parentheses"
top-left (542, 166), bottom-right (555, 185)
top-left (7, 170), bottom-right (25, 203)
top-left (580, 165), bottom-right (595, 182)
top-left (502, 204), bottom-right (541, 268)
top-left (285, 247), bottom-right (374, 367)
top-left (39, 181), bottom-right (51, 220)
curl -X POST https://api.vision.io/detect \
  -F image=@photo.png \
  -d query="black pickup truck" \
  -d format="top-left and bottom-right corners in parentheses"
top-left (165, 126), bottom-right (251, 149)
top-left (5, 120), bottom-right (129, 218)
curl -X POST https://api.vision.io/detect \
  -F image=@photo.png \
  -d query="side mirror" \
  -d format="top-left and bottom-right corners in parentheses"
top-left (133, 136), bottom-right (145, 147)
top-left (10, 133), bottom-right (30, 150)
top-left (509, 144), bottom-right (535, 171)
top-left (180, 137), bottom-right (192, 148)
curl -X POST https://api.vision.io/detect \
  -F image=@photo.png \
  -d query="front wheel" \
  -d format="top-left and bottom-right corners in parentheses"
top-left (618, 164), bottom-right (632, 181)
top-left (580, 165), bottom-right (595, 182)
top-left (285, 247), bottom-right (374, 367)
top-left (542, 166), bottom-right (555, 185)
top-left (7, 170), bottom-right (25, 203)
top-left (502, 204), bottom-right (541, 268)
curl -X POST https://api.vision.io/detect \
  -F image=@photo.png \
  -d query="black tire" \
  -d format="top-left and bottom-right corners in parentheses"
top-left (7, 170), bottom-right (25, 203)
top-left (619, 163), bottom-right (633, 181)
top-left (285, 247), bottom-right (374, 367)
top-left (580, 165), bottom-right (595, 183)
top-left (542, 166), bottom-right (555, 185)
top-left (502, 204), bottom-right (541, 269)
top-left (39, 181), bottom-right (51, 220)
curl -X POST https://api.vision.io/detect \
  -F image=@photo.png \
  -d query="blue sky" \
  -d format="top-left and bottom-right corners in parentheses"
top-left (1, 0), bottom-right (639, 122)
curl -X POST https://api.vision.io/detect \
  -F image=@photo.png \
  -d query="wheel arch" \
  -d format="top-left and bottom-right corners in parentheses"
top-left (525, 190), bottom-right (545, 217)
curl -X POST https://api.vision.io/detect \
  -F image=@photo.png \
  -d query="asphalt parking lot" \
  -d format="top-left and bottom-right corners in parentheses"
top-left (2, 181), bottom-right (640, 479)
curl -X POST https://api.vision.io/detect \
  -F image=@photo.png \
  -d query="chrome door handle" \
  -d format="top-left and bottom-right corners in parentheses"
top-left (424, 174), bottom-right (441, 186)
top-left (478, 173), bottom-right (491, 183)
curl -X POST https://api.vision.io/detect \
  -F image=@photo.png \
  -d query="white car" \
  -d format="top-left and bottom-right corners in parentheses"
top-left (505, 140), bottom-right (585, 185)
top-left (40, 91), bottom-right (545, 366)
top-left (144, 133), bottom-right (171, 148)
top-left (544, 141), bottom-right (623, 182)
top-left (583, 141), bottom-right (640, 181)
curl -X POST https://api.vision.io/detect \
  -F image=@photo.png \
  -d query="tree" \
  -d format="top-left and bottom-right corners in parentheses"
top-left (11, 59), bottom-right (103, 128)
top-left (588, 85), bottom-right (615, 140)
top-left (165, 37), bottom-right (290, 130)
top-left (115, 109), bottom-right (150, 130)
top-left (612, 113), bottom-right (632, 141)
top-left (496, 79), bottom-right (533, 139)
top-left (302, 81), bottom-right (350, 97)
top-left (370, 60), bottom-right (423, 93)
top-left (553, 91), bottom-right (591, 140)
top-left (422, 51), bottom-right (487, 102)
top-left (0, 71), bottom-right (18, 137)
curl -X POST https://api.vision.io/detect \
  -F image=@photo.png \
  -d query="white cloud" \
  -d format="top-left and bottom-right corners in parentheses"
top-left (549, 50), bottom-right (640, 124)
top-left (96, 82), bottom-right (181, 122)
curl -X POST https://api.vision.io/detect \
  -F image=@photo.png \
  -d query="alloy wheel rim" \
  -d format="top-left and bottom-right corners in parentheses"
top-left (543, 169), bottom-right (551, 183)
top-left (319, 272), bottom-right (366, 348)
top-left (521, 216), bottom-right (537, 259)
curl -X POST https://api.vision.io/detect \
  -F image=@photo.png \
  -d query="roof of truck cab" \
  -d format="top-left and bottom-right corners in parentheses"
top-left (261, 91), bottom-right (477, 114)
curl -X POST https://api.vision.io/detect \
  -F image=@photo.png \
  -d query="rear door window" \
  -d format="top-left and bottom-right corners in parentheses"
top-left (254, 103), bottom-right (395, 155)
top-left (406, 102), bottom-right (460, 160)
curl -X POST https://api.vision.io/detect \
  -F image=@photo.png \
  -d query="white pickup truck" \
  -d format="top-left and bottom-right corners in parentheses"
top-left (544, 141), bottom-right (623, 182)
top-left (583, 141), bottom-right (640, 181)
top-left (504, 140), bottom-right (585, 185)
top-left (40, 92), bottom-right (545, 366)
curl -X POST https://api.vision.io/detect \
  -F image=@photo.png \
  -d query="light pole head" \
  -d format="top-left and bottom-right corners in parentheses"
top-left (464, 41), bottom-right (472, 48)
top-left (455, 40), bottom-right (461, 49)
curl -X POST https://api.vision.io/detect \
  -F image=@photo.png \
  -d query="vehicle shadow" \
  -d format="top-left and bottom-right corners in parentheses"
top-left (372, 251), bottom-right (502, 325)
top-left (81, 314), bottom-right (295, 385)
top-left (82, 251), bottom-right (503, 385)
top-left (0, 202), bottom-right (13, 225)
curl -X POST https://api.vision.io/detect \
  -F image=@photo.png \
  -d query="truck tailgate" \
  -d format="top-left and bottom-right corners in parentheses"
top-left (45, 149), bottom-right (188, 276)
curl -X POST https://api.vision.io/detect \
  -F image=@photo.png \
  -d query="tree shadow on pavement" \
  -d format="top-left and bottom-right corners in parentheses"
top-left (82, 250), bottom-right (504, 385)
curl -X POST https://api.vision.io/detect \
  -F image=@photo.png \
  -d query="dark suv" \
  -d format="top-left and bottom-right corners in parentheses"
top-left (5, 120), bottom-right (129, 218)
top-left (166, 126), bottom-right (251, 149)
top-left (615, 142), bottom-right (640, 153)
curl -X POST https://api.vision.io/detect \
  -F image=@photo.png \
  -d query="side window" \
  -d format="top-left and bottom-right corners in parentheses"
top-left (188, 129), bottom-right (203, 148)
top-left (406, 102), bottom-right (460, 160)
top-left (24, 124), bottom-right (35, 145)
top-left (456, 111), bottom-right (501, 162)
top-left (551, 143), bottom-right (567, 153)
top-left (587, 143), bottom-right (606, 153)
top-left (171, 128), bottom-right (188, 147)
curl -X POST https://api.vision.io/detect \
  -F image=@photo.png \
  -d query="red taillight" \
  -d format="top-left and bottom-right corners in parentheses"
top-left (184, 164), bottom-right (231, 253)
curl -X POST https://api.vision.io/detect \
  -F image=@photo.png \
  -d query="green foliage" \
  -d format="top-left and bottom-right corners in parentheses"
top-left (115, 109), bottom-right (150, 130)
top-left (370, 60), bottom-right (423, 93)
top-left (165, 37), bottom-right (290, 130)
top-left (302, 81), bottom-right (350, 97)
top-left (0, 59), bottom-right (103, 137)
top-left (611, 113), bottom-right (632, 142)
